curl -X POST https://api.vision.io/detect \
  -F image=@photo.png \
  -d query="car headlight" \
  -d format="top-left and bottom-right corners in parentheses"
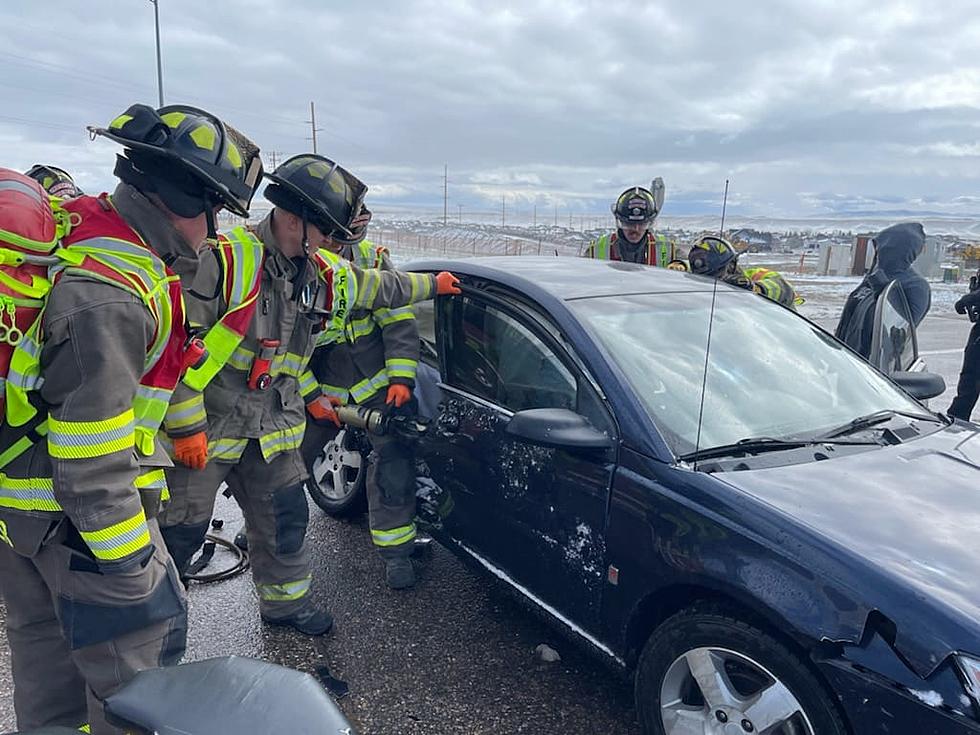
top-left (957, 655), bottom-right (980, 705)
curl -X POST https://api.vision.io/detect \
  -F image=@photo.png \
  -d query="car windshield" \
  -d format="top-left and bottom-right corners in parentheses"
top-left (571, 290), bottom-right (926, 456)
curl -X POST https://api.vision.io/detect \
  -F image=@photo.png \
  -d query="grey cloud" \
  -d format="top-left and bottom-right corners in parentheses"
top-left (1, 0), bottom-right (979, 217)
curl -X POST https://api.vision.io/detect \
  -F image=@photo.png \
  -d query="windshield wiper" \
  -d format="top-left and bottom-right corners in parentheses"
top-left (680, 436), bottom-right (876, 463)
top-left (816, 409), bottom-right (941, 439)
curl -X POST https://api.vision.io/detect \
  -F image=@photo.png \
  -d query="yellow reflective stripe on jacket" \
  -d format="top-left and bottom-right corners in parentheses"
top-left (298, 370), bottom-right (318, 398)
top-left (371, 523), bottom-right (417, 548)
top-left (208, 437), bottom-right (248, 462)
top-left (78, 507), bottom-right (151, 561)
top-left (0, 474), bottom-right (58, 511)
top-left (407, 272), bottom-right (430, 304)
top-left (134, 468), bottom-right (170, 502)
top-left (355, 269), bottom-right (383, 310)
top-left (165, 394), bottom-right (206, 432)
top-left (257, 575), bottom-right (311, 602)
top-left (227, 343), bottom-right (254, 371)
top-left (0, 468), bottom-right (171, 512)
top-left (349, 367), bottom-right (390, 403)
top-left (319, 382), bottom-right (349, 401)
top-left (272, 351), bottom-right (306, 379)
top-left (346, 314), bottom-right (378, 341)
top-left (48, 409), bottom-right (135, 460)
top-left (386, 357), bottom-right (418, 380)
top-left (374, 306), bottom-right (415, 327)
top-left (258, 423), bottom-right (305, 460)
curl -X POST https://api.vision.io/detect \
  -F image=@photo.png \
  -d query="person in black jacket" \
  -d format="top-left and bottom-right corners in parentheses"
top-left (948, 285), bottom-right (980, 421)
top-left (835, 222), bottom-right (931, 358)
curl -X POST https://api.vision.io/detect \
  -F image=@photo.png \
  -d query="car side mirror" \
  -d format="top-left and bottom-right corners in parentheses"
top-left (890, 371), bottom-right (946, 401)
top-left (505, 408), bottom-right (613, 453)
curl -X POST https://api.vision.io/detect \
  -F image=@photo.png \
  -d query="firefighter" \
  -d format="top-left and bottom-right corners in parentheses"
top-left (158, 154), bottom-right (459, 635)
top-left (0, 103), bottom-right (263, 734)
top-left (583, 183), bottom-right (675, 266)
top-left (689, 235), bottom-right (803, 309)
top-left (24, 164), bottom-right (83, 199)
top-left (302, 209), bottom-right (424, 589)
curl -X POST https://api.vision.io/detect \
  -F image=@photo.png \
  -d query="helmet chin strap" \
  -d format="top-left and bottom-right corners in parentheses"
top-left (204, 193), bottom-right (219, 246)
top-left (300, 206), bottom-right (310, 257)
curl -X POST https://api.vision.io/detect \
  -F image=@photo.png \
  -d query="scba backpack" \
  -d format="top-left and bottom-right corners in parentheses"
top-left (0, 168), bottom-right (74, 420)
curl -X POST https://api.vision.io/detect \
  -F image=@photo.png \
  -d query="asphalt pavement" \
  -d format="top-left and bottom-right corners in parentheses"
top-left (0, 296), bottom-right (975, 735)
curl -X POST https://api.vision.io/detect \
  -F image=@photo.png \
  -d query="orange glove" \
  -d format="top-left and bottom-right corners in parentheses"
top-left (307, 395), bottom-right (341, 427)
top-left (173, 432), bottom-right (208, 470)
top-left (386, 383), bottom-right (412, 408)
top-left (435, 271), bottom-right (461, 295)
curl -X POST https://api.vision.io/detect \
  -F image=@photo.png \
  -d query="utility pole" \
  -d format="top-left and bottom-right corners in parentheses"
top-left (720, 178), bottom-right (730, 235)
top-left (267, 150), bottom-right (283, 171)
top-left (443, 164), bottom-right (448, 225)
top-left (308, 101), bottom-right (323, 154)
top-left (533, 204), bottom-right (537, 227)
top-left (501, 195), bottom-right (506, 226)
top-left (457, 203), bottom-right (462, 224)
top-left (148, 0), bottom-right (164, 106)
top-left (554, 204), bottom-right (558, 227)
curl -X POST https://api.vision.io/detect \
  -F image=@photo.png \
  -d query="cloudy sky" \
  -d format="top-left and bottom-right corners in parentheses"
top-left (2, 0), bottom-right (979, 219)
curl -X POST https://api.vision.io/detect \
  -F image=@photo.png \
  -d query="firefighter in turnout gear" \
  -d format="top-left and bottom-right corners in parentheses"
top-left (583, 181), bottom-right (675, 266)
top-left (24, 164), bottom-right (83, 199)
top-left (688, 235), bottom-right (803, 309)
top-left (0, 103), bottom-right (263, 734)
top-left (158, 154), bottom-right (459, 635)
top-left (303, 206), bottom-right (424, 589)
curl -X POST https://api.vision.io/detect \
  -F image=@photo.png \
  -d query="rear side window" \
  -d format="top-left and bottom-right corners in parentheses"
top-left (445, 296), bottom-right (577, 413)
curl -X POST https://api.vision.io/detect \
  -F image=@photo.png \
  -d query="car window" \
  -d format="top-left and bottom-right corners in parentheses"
top-left (871, 281), bottom-right (917, 373)
top-left (445, 296), bottom-right (577, 413)
top-left (571, 290), bottom-right (925, 456)
top-left (413, 300), bottom-right (438, 366)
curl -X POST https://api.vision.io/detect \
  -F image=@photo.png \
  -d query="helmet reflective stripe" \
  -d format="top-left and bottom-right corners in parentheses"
top-left (92, 104), bottom-right (261, 218)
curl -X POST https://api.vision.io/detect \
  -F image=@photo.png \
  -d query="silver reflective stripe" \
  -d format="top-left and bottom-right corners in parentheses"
top-left (0, 179), bottom-right (44, 203)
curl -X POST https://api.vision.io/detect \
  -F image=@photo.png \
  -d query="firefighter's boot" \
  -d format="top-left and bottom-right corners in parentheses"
top-left (261, 601), bottom-right (334, 636)
top-left (384, 557), bottom-right (416, 590)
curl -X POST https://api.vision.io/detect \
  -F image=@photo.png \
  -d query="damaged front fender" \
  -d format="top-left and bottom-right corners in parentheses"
top-left (815, 611), bottom-right (980, 732)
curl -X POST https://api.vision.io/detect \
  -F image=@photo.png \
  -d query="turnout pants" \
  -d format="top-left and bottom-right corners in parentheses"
top-left (159, 440), bottom-right (312, 619)
top-left (949, 320), bottom-right (980, 421)
top-left (302, 393), bottom-right (418, 559)
top-left (0, 519), bottom-right (186, 734)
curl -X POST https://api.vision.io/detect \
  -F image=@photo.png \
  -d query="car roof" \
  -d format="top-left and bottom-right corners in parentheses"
top-left (404, 255), bottom-right (719, 301)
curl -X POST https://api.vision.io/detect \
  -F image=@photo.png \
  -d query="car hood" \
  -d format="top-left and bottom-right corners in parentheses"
top-left (714, 421), bottom-right (980, 676)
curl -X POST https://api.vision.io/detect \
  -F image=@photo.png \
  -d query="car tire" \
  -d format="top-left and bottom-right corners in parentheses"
top-left (306, 427), bottom-right (369, 517)
top-left (635, 605), bottom-right (847, 735)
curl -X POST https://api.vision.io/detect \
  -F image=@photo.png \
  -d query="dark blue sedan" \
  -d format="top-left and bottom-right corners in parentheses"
top-left (307, 256), bottom-right (980, 735)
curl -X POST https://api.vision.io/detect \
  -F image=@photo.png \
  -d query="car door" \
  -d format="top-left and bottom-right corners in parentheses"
top-left (419, 289), bottom-right (616, 626)
top-left (870, 280), bottom-right (920, 374)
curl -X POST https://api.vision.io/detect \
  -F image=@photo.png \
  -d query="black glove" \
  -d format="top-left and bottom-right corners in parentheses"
top-left (955, 290), bottom-right (980, 315)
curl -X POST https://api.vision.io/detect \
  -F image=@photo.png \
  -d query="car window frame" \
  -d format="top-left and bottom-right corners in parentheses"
top-left (435, 286), bottom-right (617, 439)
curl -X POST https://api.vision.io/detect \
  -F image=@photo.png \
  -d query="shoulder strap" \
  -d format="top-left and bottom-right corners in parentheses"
top-left (182, 226), bottom-right (264, 391)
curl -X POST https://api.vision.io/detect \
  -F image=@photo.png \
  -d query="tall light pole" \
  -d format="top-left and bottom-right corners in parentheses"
top-left (149, 0), bottom-right (164, 106)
